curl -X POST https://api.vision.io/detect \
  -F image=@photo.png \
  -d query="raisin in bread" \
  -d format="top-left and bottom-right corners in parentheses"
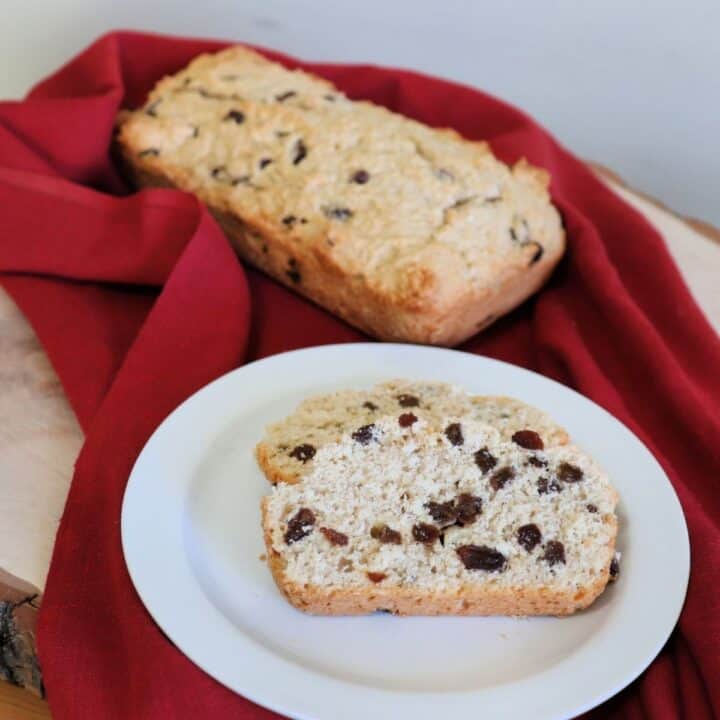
top-left (116, 46), bottom-right (565, 346)
top-left (256, 380), bottom-right (569, 484)
top-left (262, 415), bottom-right (618, 616)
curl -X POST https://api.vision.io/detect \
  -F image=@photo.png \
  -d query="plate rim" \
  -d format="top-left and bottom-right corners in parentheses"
top-left (121, 342), bottom-right (690, 720)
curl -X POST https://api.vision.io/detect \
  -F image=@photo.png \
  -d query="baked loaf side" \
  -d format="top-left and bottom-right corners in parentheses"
top-left (262, 416), bottom-right (618, 616)
top-left (255, 380), bottom-right (569, 484)
top-left (116, 46), bottom-right (565, 346)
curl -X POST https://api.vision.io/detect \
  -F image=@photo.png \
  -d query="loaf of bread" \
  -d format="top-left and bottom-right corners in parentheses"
top-left (261, 415), bottom-right (618, 616)
top-left (256, 380), bottom-right (569, 484)
top-left (116, 46), bottom-right (565, 345)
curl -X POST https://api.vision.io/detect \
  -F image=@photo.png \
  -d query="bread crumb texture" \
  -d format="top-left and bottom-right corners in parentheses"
top-left (256, 380), bottom-right (569, 484)
top-left (262, 414), bottom-right (618, 616)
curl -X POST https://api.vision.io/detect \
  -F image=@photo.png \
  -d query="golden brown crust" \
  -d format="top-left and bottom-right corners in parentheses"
top-left (115, 46), bottom-right (565, 346)
top-left (261, 499), bottom-right (617, 617)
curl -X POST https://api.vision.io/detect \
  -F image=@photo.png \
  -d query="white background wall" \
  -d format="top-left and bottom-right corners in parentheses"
top-left (3, 0), bottom-right (719, 224)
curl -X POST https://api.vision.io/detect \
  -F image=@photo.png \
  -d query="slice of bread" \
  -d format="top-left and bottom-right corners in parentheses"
top-left (261, 415), bottom-right (618, 616)
top-left (256, 380), bottom-right (569, 484)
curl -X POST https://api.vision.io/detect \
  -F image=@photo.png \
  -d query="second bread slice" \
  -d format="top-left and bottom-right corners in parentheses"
top-left (256, 380), bottom-right (569, 484)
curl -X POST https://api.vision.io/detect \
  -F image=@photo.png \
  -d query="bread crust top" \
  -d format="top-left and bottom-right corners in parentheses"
top-left (117, 46), bottom-right (565, 321)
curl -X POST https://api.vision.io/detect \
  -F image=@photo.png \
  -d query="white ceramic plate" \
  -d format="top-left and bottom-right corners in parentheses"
top-left (122, 343), bottom-right (689, 720)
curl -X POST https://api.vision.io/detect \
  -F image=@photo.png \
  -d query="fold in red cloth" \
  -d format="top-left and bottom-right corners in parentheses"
top-left (1, 30), bottom-right (718, 720)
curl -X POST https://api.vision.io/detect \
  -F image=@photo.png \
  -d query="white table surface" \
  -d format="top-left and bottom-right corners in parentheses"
top-left (2, 0), bottom-right (719, 225)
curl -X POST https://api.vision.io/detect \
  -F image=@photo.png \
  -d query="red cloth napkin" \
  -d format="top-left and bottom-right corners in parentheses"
top-left (1, 30), bottom-right (718, 720)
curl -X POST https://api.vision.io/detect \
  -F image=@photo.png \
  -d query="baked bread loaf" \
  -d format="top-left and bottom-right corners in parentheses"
top-left (256, 379), bottom-right (569, 484)
top-left (115, 46), bottom-right (565, 346)
top-left (261, 415), bottom-right (618, 616)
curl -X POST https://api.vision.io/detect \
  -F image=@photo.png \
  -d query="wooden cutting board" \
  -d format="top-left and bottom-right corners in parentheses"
top-left (0, 169), bottom-right (718, 719)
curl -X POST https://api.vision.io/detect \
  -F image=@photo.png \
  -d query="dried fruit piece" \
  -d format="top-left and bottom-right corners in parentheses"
top-left (412, 523), bottom-right (440, 544)
top-left (367, 571), bottom-right (387, 583)
top-left (490, 466), bottom-right (515, 491)
top-left (320, 527), bottom-right (349, 546)
top-left (223, 109), bottom-right (245, 124)
top-left (609, 555), bottom-right (620, 580)
top-left (527, 241), bottom-right (544, 265)
top-left (474, 448), bottom-right (497, 473)
top-left (350, 169), bottom-right (370, 184)
top-left (286, 259), bottom-right (301, 284)
top-left (323, 206), bottom-right (354, 221)
top-left (444, 423), bottom-right (464, 446)
top-left (557, 462), bottom-right (584, 483)
top-left (282, 215), bottom-right (297, 227)
top-left (362, 401), bottom-right (378, 411)
top-left (586, 503), bottom-right (598, 513)
top-left (289, 443), bottom-right (316, 463)
top-left (455, 494), bottom-right (483, 526)
top-left (425, 500), bottom-right (456, 527)
top-left (537, 477), bottom-right (562, 495)
top-left (512, 430), bottom-right (544, 450)
top-left (456, 545), bottom-right (506, 572)
top-left (351, 424), bottom-right (376, 445)
top-left (292, 139), bottom-right (307, 165)
top-left (371, 524), bottom-right (402, 544)
top-left (284, 508), bottom-right (316, 545)
top-left (275, 90), bottom-right (297, 101)
top-left (543, 540), bottom-right (566, 566)
top-left (398, 412), bottom-right (418, 428)
top-left (517, 523), bottom-right (542, 552)
top-left (397, 394), bottom-right (420, 407)
top-left (258, 157), bottom-right (273, 169)
top-left (528, 456), bottom-right (548, 468)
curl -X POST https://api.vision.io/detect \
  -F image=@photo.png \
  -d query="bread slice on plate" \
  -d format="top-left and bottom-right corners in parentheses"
top-left (261, 415), bottom-right (618, 616)
top-left (256, 380), bottom-right (569, 484)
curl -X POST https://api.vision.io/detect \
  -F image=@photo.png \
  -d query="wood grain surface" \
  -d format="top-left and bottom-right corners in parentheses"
top-left (0, 171), bottom-right (718, 720)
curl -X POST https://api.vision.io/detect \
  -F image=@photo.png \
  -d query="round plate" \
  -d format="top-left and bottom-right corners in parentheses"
top-left (121, 343), bottom-right (689, 720)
